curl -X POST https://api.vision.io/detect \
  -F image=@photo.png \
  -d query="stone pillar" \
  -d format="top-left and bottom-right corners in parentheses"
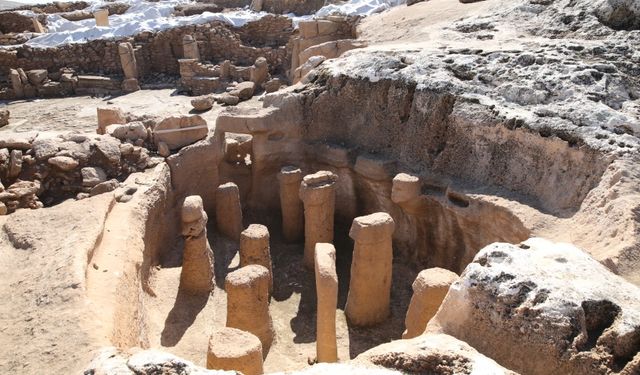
top-left (94, 9), bottom-right (109, 27)
top-left (182, 35), bottom-right (200, 61)
top-left (403, 267), bottom-right (458, 339)
top-left (179, 196), bottom-right (214, 294)
top-left (32, 18), bottom-right (45, 33)
top-left (391, 173), bottom-right (421, 204)
top-left (9, 69), bottom-right (24, 99)
top-left (345, 212), bottom-right (395, 326)
top-left (118, 42), bottom-right (140, 92)
top-left (250, 57), bottom-right (269, 88)
top-left (225, 265), bottom-right (274, 357)
top-left (278, 166), bottom-right (303, 243)
top-left (240, 224), bottom-right (273, 293)
top-left (299, 171), bottom-right (337, 270)
top-left (207, 327), bottom-right (264, 375)
top-left (216, 182), bottom-right (243, 241)
top-left (314, 243), bottom-right (338, 363)
top-left (250, 0), bottom-right (263, 12)
top-left (220, 60), bottom-right (231, 79)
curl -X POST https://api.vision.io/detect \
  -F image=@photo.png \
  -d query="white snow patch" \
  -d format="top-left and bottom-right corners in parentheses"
top-left (21, 0), bottom-right (407, 48)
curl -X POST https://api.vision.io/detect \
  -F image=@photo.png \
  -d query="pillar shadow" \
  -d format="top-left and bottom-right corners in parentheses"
top-left (160, 288), bottom-right (209, 347)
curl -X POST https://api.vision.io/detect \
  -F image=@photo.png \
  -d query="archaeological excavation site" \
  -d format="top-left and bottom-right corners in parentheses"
top-left (0, 0), bottom-right (639, 374)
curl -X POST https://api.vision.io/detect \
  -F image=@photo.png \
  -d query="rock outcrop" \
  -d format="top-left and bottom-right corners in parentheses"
top-left (428, 238), bottom-right (640, 375)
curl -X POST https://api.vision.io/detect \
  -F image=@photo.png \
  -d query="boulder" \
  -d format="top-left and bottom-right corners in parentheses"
top-left (84, 347), bottom-right (235, 375)
top-left (217, 93), bottom-right (240, 106)
top-left (106, 122), bottom-right (147, 142)
top-left (94, 137), bottom-right (122, 164)
top-left (153, 115), bottom-right (208, 150)
top-left (355, 333), bottom-right (517, 374)
top-left (229, 81), bottom-right (255, 101)
top-left (26, 69), bottom-right (48, 86)
top-left (191, 95), bottom-right (215, 111)
top-left (429, 238), bottom-right (640, 375)
top-left (250, 57), bottom-right (269, 88)
top-left (90, 179), bottom-right (119, 196)
top-left (47, 156), bottom-right (79, 171)
top-left (0, 131), bottom-right (37, 150)
top-left (96, 107), bottom-right (126, 135)
top-left (0, 109), bottom-right (9, 127)
top-left (6, 180), bottom-right (40, 198)
top-left (157, 141), bottom-right (170, 157)
top-left (264, 78), bottom-right (283, 93)
top-left (81, 167), bottom-right (107, 187)
top-left (32, 139), bottom-right (59, 160)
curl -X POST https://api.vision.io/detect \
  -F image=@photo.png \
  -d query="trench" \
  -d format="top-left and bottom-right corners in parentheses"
top-left (83, 77), bottom-right (622, 373)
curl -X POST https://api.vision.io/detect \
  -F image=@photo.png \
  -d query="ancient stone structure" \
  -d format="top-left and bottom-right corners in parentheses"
top-left (402, 267), bottom-right (458, 339)
top-left (277, 166), bottom-right (303, 243)
top-left (215, 182), bottom-right (243, 241)
top-left (152, 115), bottom-right (208, 150)
top-left (299, 171), bottom-right (337, 270)
top-left (314, 243), bottom-right (338, 363)
top-left (345, 212), bottom-right (395, 326)
top-left (94, 9), bottom-right (109, 27)
top-left (225, 265), bottom-right (274, 357)
top-left (179, 196), bottom-right (214, 295)
top-left (118, 42), bottom-right (140, 92)
top-left (207, 327), bottom-right (264, 375)
top-left (240, 224), bottom-right (273, 293)
top-left (182, 35), bottom-right (200, 61)
top-left (391, 173), bottom-right (421, 205)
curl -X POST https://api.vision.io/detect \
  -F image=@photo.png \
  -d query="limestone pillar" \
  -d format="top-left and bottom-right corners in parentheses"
top-left (314, 243), bottom-right (338, 363)
top-left (345, 212), bottom-right (395, 326)
top-left (94, 9), bottom-right (109, 27)
top-left (9, 69), bottom-right (24, 99)
top-left (240, 224), bottom-right (273, 293)
top-left (278, 166), bottom-right (303, 243)
top-left (391, 173), bottom-right (421, 204)
top-left (299, 171), bottom-right (337, 270)
top-left (182, 35), bottom-right (200, 61)
top-left (32, 18), bottom-right (45, 33)
top-left (179, 196), bottom-right (214, 294)
top-left (250, 0), bottom-right (263, 12)
top-left (207, 327), bottom-right (264, 375)
top-left (220, 60), bottom-right (231, 79)
top-left (118, 42), bottom-right (140, 92)
top-left (225, 265), bottom-right (274, 357)
top-left (216, 182), bottom-right (243, 241)
top-left (403, 267), bottom-right (458, 339)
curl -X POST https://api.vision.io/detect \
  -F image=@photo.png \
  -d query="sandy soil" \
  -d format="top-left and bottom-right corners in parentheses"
top-left (0, 89), bottom-right (263, 136)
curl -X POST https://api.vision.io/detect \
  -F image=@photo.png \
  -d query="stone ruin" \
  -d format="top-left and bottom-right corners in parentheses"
top-left (1, 0), bottom-right (640, 374)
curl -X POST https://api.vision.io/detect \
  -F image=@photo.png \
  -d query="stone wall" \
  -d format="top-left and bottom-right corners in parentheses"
top-left (0, 12), bottom-right (47, 34)
top-left (0, 16), bottom-right (293, 82)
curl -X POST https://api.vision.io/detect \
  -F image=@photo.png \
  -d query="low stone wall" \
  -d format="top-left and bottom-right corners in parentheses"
top-left (0, 16), bottom-right (294, 82)
top-left (0, 12), bottom-right (47, 34)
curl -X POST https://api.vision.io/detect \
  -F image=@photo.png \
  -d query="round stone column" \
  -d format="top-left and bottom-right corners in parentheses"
top-left (225, 265), bottom-right (274, 357)
top-left (403, 267), bottom-right (458, 339)
top-left (299, 171), bottom-right (338, 270)
top-left (314, 243), bottom-right (338, 363)
top-left (278, 166), bottom-right (304, 243)
top-left (216, 182), bottom-right (243, 241)
top-left (240, 224), bottom-right (273, 293)
top-left (207, 327), bottom-right (263, 375)
top-left (180, 195), bottom-right (214, 294)
top-left (345, 212), bottom-right (395, 326)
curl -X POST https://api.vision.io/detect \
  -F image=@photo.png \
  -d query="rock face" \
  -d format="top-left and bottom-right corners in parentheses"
top-left (356, 333), bottom-right (517, 374)
top-left (429, 238), bottom-right (640, 375)
top-left (153, 115), bottom-right (208, 150)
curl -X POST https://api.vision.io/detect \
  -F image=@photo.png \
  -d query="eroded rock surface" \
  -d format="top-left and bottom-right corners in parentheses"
top-left (429, 238), bottom-right (640, 375)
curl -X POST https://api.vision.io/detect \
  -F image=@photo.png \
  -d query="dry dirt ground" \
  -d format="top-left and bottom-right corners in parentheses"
top-left (0, 89), bottom-right (264, 136)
